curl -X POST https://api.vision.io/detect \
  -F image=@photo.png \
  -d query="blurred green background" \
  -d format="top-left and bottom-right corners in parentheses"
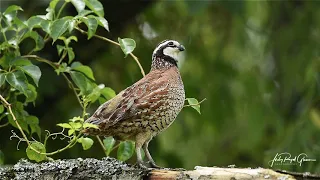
top-left (1, 0), bottom-right (320, 173)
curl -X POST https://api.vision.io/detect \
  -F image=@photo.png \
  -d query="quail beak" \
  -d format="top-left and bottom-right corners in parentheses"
top-left (178, 45), bottom-right (185, 51)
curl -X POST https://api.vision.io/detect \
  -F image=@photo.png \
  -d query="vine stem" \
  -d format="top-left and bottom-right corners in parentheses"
top-left (184, 98), bottom-right (207, 107)
top-left (0, 94), bottom-right (82, 155)
top-left (0, 95), bottom-right (32, 149)
top-left (75, 27), bottom-right (146, 77)
top-left (96, 136), bottom-right (107, 156)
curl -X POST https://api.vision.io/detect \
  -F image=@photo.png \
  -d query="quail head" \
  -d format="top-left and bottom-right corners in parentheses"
top-left (83, 40), bottom-right (186, 169)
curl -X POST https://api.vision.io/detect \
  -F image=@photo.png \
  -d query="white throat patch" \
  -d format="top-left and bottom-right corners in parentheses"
top-left (163, 47), bottom-right (180, 62)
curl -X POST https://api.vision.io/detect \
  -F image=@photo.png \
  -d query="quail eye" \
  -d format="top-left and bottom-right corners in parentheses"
top-left (168, 42), bottom-right (174, 46)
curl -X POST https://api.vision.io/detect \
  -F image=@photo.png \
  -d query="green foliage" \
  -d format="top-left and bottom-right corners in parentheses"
top-left (0, 0), bottom-right (202, 167)
top-left (26, 142), bottom-right (47, 162)
top-left (186, 98), bottom-right (201, 114)
top-left (103, 137), bottom-right (115, 156)
top-left (118, 38), bottom-right (136, 57)
top-left (117, 141), bottom-right (135, 161)
top-left (0, 0), bottom-right (139, 163)
top-left (77, 137), bottom-right (94, 150)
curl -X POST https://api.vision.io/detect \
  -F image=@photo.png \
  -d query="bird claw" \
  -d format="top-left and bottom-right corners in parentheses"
top-left (136, 162), bottom-right (149, 170)
top-left (148, 161), bottom-right (162, 169)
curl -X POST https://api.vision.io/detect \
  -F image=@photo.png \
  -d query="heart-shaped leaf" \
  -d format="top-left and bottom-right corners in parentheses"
top-left (118, 38), bottom-right (136, 57)
top-left (117, 141), bottom-right (135, 161)
top-left (103, 137), bottom-right (115, 156)
top-left (19, 65), bottom-right (41, 87)
top-left (84, 0), bottom-right (104, 17)
top-left (77, 137), bottom-right (94, 150)
top-left (5, 71), bottom-right (28, 96)
top-left (26, 142), bottom-right (46, 162)
top-left (186, 98), bottom-right (201, 114)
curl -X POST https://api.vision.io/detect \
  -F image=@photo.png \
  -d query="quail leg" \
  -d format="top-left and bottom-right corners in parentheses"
top-left (143, 139), bottom-right (161, 168)
top-left (135, 132), bottom-right (151, 169)
top-left (135, 144), bottom-right (148, 169)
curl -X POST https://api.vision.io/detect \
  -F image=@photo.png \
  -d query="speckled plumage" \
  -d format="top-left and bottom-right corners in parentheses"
top-left (83, 40), bottom-right (185, 168)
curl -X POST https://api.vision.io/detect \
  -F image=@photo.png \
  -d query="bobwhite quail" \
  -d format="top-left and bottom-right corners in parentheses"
top-left (84, 40), bottom-right (185, 168)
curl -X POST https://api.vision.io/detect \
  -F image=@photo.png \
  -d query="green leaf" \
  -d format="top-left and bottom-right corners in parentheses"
top-left (77, 137), bottom-right (94, 150)
top-left (68, 19), bottom-right (75, 33)
top-left (69, 122), bottom-right (82, 130)
top-left (77, 10), bottom-right (93, 17)
top-left (0, 105), bottom-right (4, 114)
top-left (84, 0), bottom-right (104, 17)
top-left (83, 122), bottom-right (99, 129)
top-left (25, 84), bottom-right (37, 103)
top-left (7, 102), bottom-right (29, 133)
top-left (57, 123), bottom-right (72, 129)
top-left (68, 129), bottom-right (75, 136)
top-left (86, 84), bottom-right (103, 103)
top-left (57, 45), bottom-right (65, 55)
top-left (22, 31), bottom-right (44, 51)
top-left (95, 16), bottom-right (109, 32)
top-left (80, 16), bottom-right (98, 39)
top-left (118, 38), bottom-right (136, 57)
top-left (0, 53), bottom-right (15, 69)
top-left (70, 116), bottom-right (84, 122)
top-left (70, 71), bottom-right (87, 93)
top-left (71, 63), bottom-right (95, 80)
top-left (100, 87), bottom-right (116, 100)
top-left (13, 17), bottom-right (27, 31)
top-left (66, 36), bottom-right (78, 45)
top-left (19, 65), bottom-right (41, 87)
top-left (67, 47), bottom-right (75, 63)
top-left (4, 5), bottom-right (23, 15)
top-left (50, 17), bottom-right (72, 43)
top-left (71, 0), bottom-right (85, 13)
top-left (55, 63), bottom-right (70, 75)
top-left (40, 19), bottom-right (51, 34)
top-left (49, 0), bottom-right (60, 10)
top-left (26, 116), bottom-right (41, 139)
top-left (0, 74), bottom-right (5, 87)
top-left (9, 58), bottom-right (32, 66)
top-left (103, 137), bottom-right (115, 156)
top-left (45, 7), bottom-right (54, 20)
top-left (26, 142), bottom-right (46, 162)
top-left (186, 98), bottom-right (201, 114)
top-left (5, 71), bottom-right (28, 96)
top-left (27, 16), bottom-right (47, 30)
top-left (117, 141), bottom-right (135, 161)
top-left (3, 5), bottom-right (23, 23)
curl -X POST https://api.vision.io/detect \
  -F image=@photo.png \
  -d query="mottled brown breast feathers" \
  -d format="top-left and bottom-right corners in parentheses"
top-left (84, 66), bottom-right (184, 137)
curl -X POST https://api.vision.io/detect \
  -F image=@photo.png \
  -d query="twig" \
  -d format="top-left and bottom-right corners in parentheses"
top-left (0, 121), bottom-right (9, 128)
top-left (184, 98), bottom-right (207, 107)
top-left (96, 136), bottom-right (107, 156)
top-left (0, 95), bottom-right (32, 148)
top-left (75, 27), bottom-right (146, 77)
top-left (110, 141), bottom-right (120, 152)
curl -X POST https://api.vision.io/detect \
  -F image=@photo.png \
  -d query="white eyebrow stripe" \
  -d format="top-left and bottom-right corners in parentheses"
top-left (152, 40), bottom-right (169, 55)
top-left (152, 40), bottom-right (179, 55)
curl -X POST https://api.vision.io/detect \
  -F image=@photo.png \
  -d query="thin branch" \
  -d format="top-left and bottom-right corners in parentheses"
top-left (0, 121), bottom-right (9, 128)
top-left (184, 98), bottom-right (207, 107)
top-left (56, 1), bottom-right (68, 19)
top-left (96, 136), bottom-right (107, 156)
top-left (0, 95), bottom-right (32, 148)
top-left (75, 27), bottom-right (146, 77)
top-left (110, 141), bottom-right (120, 152)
